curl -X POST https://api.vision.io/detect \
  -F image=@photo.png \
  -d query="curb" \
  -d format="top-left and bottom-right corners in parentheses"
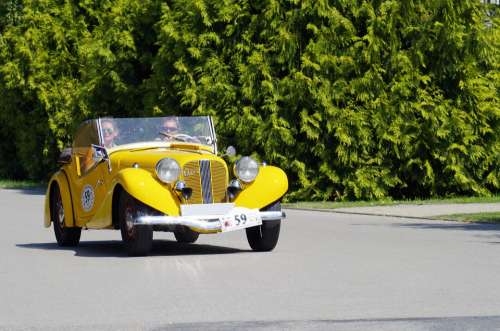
top-left (284, 207), bottom-right (500, 225)
top-left (284, 207), bottom-right (458, 222)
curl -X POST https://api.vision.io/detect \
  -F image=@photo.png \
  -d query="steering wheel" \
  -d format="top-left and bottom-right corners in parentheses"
top-left (159, 131), bottom-right (199, 143)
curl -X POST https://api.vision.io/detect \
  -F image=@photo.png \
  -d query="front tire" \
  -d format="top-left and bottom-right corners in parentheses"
top-left (119, 192), bottom-right (153, 256)
top-left (51, 184), bottom-right (81, 247)
top-left (174, 226), bottom-right (200, 243)
top-left (246, 201), bottom-right (281, 252)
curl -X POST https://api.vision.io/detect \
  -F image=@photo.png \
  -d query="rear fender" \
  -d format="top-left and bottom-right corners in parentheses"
top-left (44, 171), bottom-right (75, 228)
top-left (234, 166), bottom-right (288, 209)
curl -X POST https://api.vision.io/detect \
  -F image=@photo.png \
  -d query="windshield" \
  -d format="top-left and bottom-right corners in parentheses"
top-left (98, 116), bottom-right (215, 149)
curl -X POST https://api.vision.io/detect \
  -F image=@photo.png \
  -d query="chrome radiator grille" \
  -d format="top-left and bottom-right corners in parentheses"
top-left (182, 160), bottom-right (227, 204)
top-left (200, 160), bottom-right (213, 203)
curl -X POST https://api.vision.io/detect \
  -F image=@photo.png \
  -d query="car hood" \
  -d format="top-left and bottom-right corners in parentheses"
top-left (110, 147), bottom-right (224, 170)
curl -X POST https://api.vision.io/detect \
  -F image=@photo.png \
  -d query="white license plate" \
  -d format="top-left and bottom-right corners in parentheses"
top-left (181, 203), bottom-right (235, 216)
top-left (220, 208), bottom-right (262, 232)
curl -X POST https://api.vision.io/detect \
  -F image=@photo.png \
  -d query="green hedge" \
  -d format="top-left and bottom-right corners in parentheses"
top-left (0, 0), bottom-right (498, 200)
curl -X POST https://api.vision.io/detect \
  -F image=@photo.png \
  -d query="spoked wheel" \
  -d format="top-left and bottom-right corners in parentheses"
top-left (246, 201), bottom-right (281, 252)
top-left (174, 226), bottom-right (200, 243)
top-left (51, 185), bottom-right (81, 246)
top-left (119, 191), bottom-right (153, 256)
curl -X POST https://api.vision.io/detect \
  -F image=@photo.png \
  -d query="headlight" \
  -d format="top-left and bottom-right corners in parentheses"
top-left (155, 158), bottom-right (180, 184)
top-left (235, 156), bottom-right (259, 183)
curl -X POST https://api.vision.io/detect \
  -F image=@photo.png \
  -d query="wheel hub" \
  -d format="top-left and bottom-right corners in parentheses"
top-left (57, 198), bottom-right (65, 228)
top-left (125, 206), bottom-right (135, 237)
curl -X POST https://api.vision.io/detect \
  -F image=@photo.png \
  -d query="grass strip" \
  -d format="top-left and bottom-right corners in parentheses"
top-left (284, 196), bottom-right (500, 210)
top-left (0, 179), bottom-right (46, 190)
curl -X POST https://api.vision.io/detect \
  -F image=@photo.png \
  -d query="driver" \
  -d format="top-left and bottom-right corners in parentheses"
top-left (160, 117), bottom-right (200, 143)
top-left (160, 117), bottom-right (180, 141)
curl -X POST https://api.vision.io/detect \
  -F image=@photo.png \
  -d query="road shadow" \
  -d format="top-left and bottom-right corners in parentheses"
top-left (152, 316), bottom-right (500, 331)
top-left (392, 222), bottom-right (500, 232)
top-left (391, 221), bottom-right (500, 244)
top-left (16, 239), bottom-right (250, 258)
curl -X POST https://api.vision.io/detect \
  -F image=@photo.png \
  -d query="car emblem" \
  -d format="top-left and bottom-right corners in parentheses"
top-left (184, 168), bottom-right (197, 177)
top-left (81, 185), bottom-right (95, 212)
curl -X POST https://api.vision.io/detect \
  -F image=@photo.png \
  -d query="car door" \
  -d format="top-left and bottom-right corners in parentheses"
top-left (68, 120), bottom-right (108, 223)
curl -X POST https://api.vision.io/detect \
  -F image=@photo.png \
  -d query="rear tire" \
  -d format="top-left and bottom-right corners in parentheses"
top-left (52, 184), bottom-right (81, 247)
top-left (119, 191), bottom-right (153, 256)
top-left (174, 226), bottom-right (200, 243)
top-left (246, 201), bottom-right (281, 252)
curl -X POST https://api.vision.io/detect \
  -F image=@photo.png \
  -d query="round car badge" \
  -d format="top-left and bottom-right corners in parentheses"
top-left (81, 184), bottom-right (95, 212)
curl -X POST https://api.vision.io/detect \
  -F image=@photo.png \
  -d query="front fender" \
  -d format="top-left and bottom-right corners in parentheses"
top-left (116, 168), bottom-right (181, 216)
top-left (234, 165), bottom-right (288, 209)
top-left (87, 168), bottom-right (181, 229)
top-left (44, 170), bottom-right (75, 228)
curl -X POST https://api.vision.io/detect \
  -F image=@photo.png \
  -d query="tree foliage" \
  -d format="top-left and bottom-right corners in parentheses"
top-left (0, 0), bottom-right (498, 200)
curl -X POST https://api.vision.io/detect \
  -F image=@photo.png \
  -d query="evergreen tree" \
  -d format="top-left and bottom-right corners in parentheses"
top-left (0, 0), bottom-right (498, 200)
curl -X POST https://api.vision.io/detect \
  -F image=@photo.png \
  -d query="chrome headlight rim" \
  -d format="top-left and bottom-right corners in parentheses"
top-left (234, 156), bottom-right (260, 183)
top-left (155, 158), bottom-right (181, 184)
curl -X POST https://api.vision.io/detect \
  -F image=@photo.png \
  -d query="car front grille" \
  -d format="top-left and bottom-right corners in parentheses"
top-left (182, 159), bottom-right (227, 204)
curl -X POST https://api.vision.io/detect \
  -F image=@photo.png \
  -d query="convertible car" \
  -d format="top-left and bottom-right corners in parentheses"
top-left (44, 116), bottom-right (288, 255)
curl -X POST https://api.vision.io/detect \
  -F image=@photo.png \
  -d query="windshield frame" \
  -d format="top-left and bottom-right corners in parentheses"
top-left (96, 116), bottom-right (217, 154)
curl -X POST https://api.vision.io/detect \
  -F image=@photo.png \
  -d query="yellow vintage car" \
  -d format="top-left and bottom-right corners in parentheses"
top-left (44, 116), bottom-right (288, 255)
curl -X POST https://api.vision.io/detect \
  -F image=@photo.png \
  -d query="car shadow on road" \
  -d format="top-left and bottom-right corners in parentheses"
top-left (392, 222), bottom-right (500, 232)
top-left (16, 240), bottom-right (250, 258)
top-left (391, 221), bottom-right (500, 243)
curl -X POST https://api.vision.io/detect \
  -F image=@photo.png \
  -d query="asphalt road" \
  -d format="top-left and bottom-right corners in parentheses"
top-left (1, 188), bottom-right (500, 330)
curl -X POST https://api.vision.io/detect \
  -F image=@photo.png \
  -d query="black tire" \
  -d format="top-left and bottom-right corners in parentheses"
top-left (51, 184), bottom-right (81, 247)
top-left (174, 226), bottom-right (200, 243)
top-left (119, 191), bottom-right (153, 256)
top-left (246, 201), bottom-right (281, 252)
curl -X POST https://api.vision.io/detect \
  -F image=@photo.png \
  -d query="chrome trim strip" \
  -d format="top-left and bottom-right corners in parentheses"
top-left (137, 215), bottom-right (222, 231)
top-left (97, 118), bottom-right (104, 147)
top-left (261, 211), bottom-right (285, 220)
top-left (208, 116), bottom-right (217, 154)
top-left (135, 211), bottom-right (285, 230)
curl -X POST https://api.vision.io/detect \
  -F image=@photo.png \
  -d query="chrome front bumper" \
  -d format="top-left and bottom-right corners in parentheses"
top-left (134, 203), bottom-right (285, 232)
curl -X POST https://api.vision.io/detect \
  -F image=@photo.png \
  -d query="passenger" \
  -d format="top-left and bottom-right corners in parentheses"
top-left (101, 119), bottom-right (119, 148)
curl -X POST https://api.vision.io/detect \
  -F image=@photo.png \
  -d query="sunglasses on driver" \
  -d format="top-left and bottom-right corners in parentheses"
top-left (162, 126), bottom-right (178, 133)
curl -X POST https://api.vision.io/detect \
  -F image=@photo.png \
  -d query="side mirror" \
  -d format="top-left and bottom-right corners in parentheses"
top-left (92, 146), bottom-right (106, 163)
top-left (225, 146), bottom-right (236, 157)
top-left (91, 144), bottom-right (112, 172)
